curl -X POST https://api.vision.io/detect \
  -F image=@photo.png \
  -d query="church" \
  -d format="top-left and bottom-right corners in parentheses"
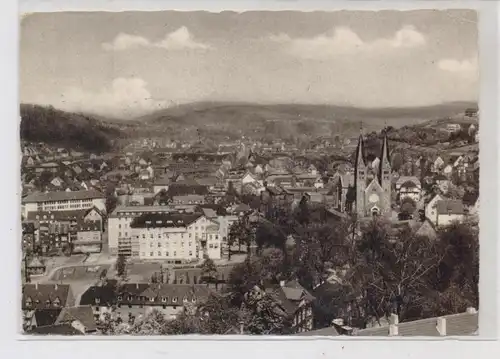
top-left (345, 132), bottom-right (393, 218)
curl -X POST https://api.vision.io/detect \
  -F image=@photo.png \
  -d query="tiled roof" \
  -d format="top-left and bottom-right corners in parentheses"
top-left (354, 311), bottom-right (478, 337)
top-left (22, 189), bottom-right (104, 203)
top-left (29, 323), bottom-right (83, 335)
top-left (140, 284), bottom-right (213, 305)
top-left (55, 306), bottom-right (97, 332)
top-left (436, 200), bottom-right (464, 215)
top-left (22, 284), bottom-right (72, 310)
top-left (130, 213), bottom-right (202, 228)
top-left (33, 308), bottom-right (62, 327)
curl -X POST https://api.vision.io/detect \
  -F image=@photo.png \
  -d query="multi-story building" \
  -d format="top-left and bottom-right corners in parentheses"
top-left (107, 206), bottom-right (176, 256)
top-left (22, 190), bottom-right (105, 218)
top-left (130, 212), bottom-right (222, 262)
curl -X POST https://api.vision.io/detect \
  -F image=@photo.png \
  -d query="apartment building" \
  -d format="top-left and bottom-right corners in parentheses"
top-left (129, 212), bottom-right (222, 262)
top-left (22, 190), bottom-right (105, 218)
top-left (107, 206), bottom-right (176, 256)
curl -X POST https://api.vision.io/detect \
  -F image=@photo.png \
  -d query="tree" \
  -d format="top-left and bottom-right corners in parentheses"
top-left (200, 257), bottom-right (218, 284)
top-left (296, 196), bottom-right (310, 226)
top-left (227, 257), bottom-right (263, 306)
top-left (115, 254), bottom-right (128, 280)
top-left (391, 152), bottom-right (404, 172)
top-left (228, 215), bottom-right (254, 257)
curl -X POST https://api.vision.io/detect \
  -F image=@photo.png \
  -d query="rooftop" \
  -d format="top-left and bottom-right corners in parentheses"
top-left (22, 190), bottom-right (104, 203)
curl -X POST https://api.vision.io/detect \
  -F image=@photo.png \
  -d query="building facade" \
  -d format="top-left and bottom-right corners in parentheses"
top-left (350, 133), bottom-right (392, 218)
top-left (22, 190), bottom-right (106, 218)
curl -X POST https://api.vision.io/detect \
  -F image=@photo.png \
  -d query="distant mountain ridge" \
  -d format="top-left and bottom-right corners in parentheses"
top-left (19, 101), bottom-right (477, 151)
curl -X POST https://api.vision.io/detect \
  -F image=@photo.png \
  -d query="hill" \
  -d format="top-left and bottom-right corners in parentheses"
top-left (20, 104), bottom-right (129, 152)
top-left (136, 101), bottom-right (476, 142)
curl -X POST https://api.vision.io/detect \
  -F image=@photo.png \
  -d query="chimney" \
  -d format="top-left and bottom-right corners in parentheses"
top-left (390, 313), bottom-right (399, 325)
top-left (35, 282), bottom-right (38, 290)
top-left (466, 307), bottom-right (477, 314)
top-left (136, 283), bottom-right (139, 290)
top-left (54, 284), bottom-right (58, 291)
top-left (436, 317), bottom-right (446, 336)
top-left (388, 313), bottom-right (399, 336)
top-left (389, 324), bottom-right (399, 336)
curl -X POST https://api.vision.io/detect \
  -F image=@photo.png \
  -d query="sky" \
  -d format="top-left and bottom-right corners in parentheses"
top-left (20, 10), bottom-right (478, 119)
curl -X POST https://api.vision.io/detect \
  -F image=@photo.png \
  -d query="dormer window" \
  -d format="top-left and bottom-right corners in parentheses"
top-left (53, 297), bottom-right (61, 307)
top-left (128, 296), bottom-right (132, 301)
top-left (149, 297), bottom-right (155, 302)
top-left (172, 297), bottom-right (178, 303)
top-left (45, 300), bottom-right (51, 307)
top-left (161, 297), bottom-right (167, 303)
top-left (117, 296), bottom-right (123, 301)
top-left (95, 298), bottom-right (100, 304)
top-left (25, 298), bottom-right (32, 307)
top-left (183, 297), bottom-right (188, 303)
top-left (192, 297), bottom-right (196, 303)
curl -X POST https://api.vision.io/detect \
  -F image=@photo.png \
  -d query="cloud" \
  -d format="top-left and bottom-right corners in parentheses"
top-left (39, 78), bottom-right (167, 118)
top-left (270, 25), bottom-right (426, 60)
top-left (102, 27), bottom-right (211, 51)
top-left (438, 57), bottom-right (478, 79)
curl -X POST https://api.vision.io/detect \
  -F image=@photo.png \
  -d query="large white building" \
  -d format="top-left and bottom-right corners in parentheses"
top-left (22, 190), bottom-right (105, 218)
top-left (107, 206), bottom-right (177, 256)
top-left (130, 213), bottom-right (222, 262)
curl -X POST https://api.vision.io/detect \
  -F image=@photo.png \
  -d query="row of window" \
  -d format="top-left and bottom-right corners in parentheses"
top-left (144, 241), bottom-right (193, 248)
top-left (114, 295), bottom-right (197, 303)
top-left (141, 251), bottom-right (194, 257)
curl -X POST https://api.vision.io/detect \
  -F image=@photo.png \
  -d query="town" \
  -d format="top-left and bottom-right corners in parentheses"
top-left (20, 104), bottom-right (479, 336)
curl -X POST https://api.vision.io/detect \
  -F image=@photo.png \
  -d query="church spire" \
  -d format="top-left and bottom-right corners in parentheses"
top-left (378, 132), bottom-right (391, 182)
top-left (355, 131), bottom-right (366, 168)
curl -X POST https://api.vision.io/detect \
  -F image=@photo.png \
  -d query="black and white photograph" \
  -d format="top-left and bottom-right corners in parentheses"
top-left (19, 8), bottom-right (480, 336)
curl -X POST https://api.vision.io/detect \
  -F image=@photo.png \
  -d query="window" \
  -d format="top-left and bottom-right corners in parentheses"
top-left (128, 296), bottom-right (132, 301)
top-left (125, 232), bottom-right (128, 237)
top-left (150, 234), bottom-right (153, 239)
top-left (189, 251), bottom-right (193, 256)
top-left (181, 234), bottom-right (184, 239)
top-left (183, 297), bottom-right (188, 303)
top-left (172, 297), bottom-right (178, 303)
top-left (173, 251), bottom-right (177, 257)
top-left (142, 234), bottom-right (145, 239)
top-left (158, 242), bottom-right (161, 248)
top-left (150, 242), bottom-right (153, 248)
top-left (209, 235), bottom-right (212, 240)
top-left (95, 298), bottom-right (100, 304)
top-left (215, 235), bottom-right (218, 240)
top-left (209, 244), bottom-right (213, 249)
top-left (119, 232), bottom-right (121, 237)
top-left (150, 297), bottom-right (155, 302)
top-left (189, 242), bottom-right (192, 247)
top-left (150, 252), bottom-right (153, 257)
top-left (189, 233), bottom-right (192, 238)
top-left (161, 297), bottom-right (167, 303)
top-left (166, 252), bottom-right (169, 257)
top-left (158, 251), bottom-right (161, 256)
top-left (119, 224), bottom-right (122, 229)
top-left (118, 296), bottom-right (123, 301)
top-left (214, 244), bottom-right (218, 249)
top-left (192, 297), bottom-right (196, 303)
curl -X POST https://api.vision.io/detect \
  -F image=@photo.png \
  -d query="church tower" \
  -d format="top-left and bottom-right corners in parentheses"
top-left (378, 132), bottom-right (392, 213)
top-left (354, 134), bottom-right (367, 217)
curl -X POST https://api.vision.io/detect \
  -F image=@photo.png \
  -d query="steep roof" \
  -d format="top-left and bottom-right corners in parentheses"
top-left (22, 189), bottom-right (104, 203)
top-left (29, 323), bottom-right (83, 335)
top-left (55, 306), bottom-right (97, 332)
top-left (33, 308), bottom-right (62, 327)
top-left (22, 284), bottom-right (72, 310)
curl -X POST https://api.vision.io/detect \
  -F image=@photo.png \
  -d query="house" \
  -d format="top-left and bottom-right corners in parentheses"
top-left (172, 195), bottom-right (206, 206)
top-left (72, 221), bottom-right (102, 254)
top-left (22, 284), bottom-right (75, 329)
top-left (446, 123), bottom-right (462, 133)
top-left (425, 194), bottom-right (445, 224)
top-left (24, 308), bottom-right (62, 330)
top-left (266, 280), bottom-right (315, 334)
top-left (396, 176), bottom-right (421, 202)
top-left (241, 171), bottom-right (261, 187)
top-left (443, 164), bottom-right (453, 177)
top-left (26, 257), bottom-right (46, 276)
top-left (435, 199), bottom-right (466, 227)
top-left (80, 281), bottom-right (212, 322)
top-left (353, 308), bottom-right (478, 336)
